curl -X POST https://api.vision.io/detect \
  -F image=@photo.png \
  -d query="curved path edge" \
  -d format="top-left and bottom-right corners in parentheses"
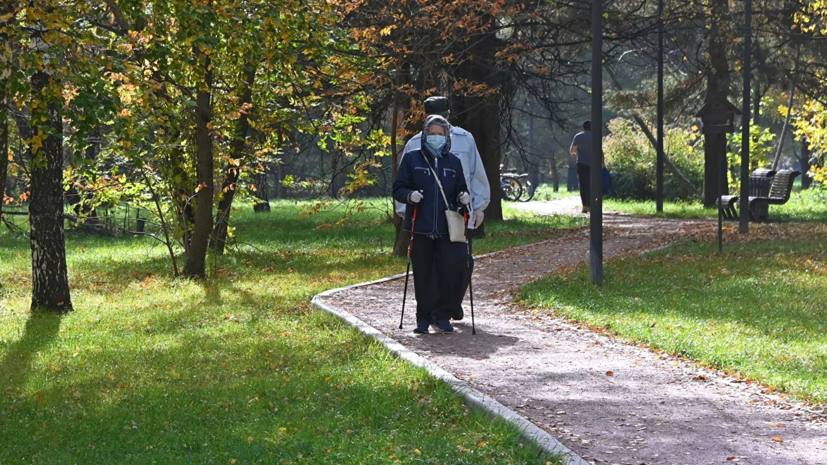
top-left (311, 272), bottom-right (590, 465)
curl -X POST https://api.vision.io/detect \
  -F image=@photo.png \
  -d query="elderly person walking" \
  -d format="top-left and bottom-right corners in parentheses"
top-left (393, 115), bottom-right (471, 334)
top-left (396, 96), bottom-right (490, 322)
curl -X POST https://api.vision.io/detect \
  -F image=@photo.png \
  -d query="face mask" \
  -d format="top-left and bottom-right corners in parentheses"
top-left (426, 135), bottom-right (446, 153)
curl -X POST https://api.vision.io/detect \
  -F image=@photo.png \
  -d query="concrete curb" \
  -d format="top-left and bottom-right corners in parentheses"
top-left (311, 269), bottom-right (590, 465)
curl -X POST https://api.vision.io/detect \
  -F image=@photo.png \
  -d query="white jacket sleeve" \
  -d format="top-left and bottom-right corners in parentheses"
top-left (467, 134), bottom-right (490, 212)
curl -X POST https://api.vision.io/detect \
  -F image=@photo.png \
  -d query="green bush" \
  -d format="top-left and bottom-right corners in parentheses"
top-left (604, 118), bottom-right (704, 200)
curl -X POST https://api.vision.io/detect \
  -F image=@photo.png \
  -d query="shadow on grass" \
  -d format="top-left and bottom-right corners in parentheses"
top-left (0, 313), bottom-right (62, 390)
top-left (522, 239), bottom-right (827, 401)
top-left (527, 250), bottom-right (827, 342)
top-left (0, 308), bottom-right (556, 464)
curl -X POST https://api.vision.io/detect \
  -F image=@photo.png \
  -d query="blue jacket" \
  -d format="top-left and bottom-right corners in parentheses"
top-left (393, 149), bottom-right (469, 235)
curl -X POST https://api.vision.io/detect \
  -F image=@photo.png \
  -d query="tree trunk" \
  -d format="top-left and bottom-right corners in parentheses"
top-left (390, 104), bottom-right (409, 257)
top-left (451, 25), bottom-right (504, 220)
top-left (389, 66), bottom-right (412, 258)
top-left (753, 78), bottom-right (761, 126)
top-left (771, 85), bottom-right (795, 171)
top-left (703, 131), bottom-right (729, 206)
top-left (528, 112), bottom-right (539, 189)
top-left (183, 51), bottom-right (214, 278)
top-left (702, 0), bottom-right (732, 207)
top-left (0, 76), bottom-right (8, 252)
top-left (276, 162), bottom-right (284, 199)
top-left (549, 145), bottom-right (559, 192)
top-left (799, 141), bottom-right (812, 189)
top-left (252, 169), bottom-right (271, 212)
top-left (212, 65), bottom-right (255, 255)
top-left (0, 0), bottom-right (10, 237)
top-left (29, 71), bottom-right (72, 313)
top-left (0, 76), bottom-right (8, 218)
top-left (329, 147), bottom-right (344, 199)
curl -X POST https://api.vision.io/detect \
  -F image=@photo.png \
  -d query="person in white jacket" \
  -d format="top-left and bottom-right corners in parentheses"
top-left (396, 96), bottom-right (490, 322)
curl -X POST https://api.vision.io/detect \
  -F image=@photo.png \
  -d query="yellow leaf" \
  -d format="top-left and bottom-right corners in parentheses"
top-left (773, 437), bottom-right (783, 442)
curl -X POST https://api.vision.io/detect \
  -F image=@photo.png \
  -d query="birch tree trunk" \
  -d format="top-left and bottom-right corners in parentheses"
top-left (29, 69), bottom-right (72, 312)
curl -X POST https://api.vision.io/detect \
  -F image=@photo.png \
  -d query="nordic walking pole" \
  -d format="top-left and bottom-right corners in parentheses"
top-left (398, 207), bottom-right (417, 329)
top-left (464, 212), bottom-right (476, 335)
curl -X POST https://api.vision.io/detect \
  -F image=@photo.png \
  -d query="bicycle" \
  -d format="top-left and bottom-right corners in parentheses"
top-left (500, 173), bottom-right (522, 201)
top-left (500, 167), bottom-right (536, 202)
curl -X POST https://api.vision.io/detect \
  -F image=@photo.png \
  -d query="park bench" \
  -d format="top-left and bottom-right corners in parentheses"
top-left (716, 169), bottom-right (775, 220)
top-left (716, 169), bottom-right (800, 222)
top-left (745, 169), bottom-right (800, 221)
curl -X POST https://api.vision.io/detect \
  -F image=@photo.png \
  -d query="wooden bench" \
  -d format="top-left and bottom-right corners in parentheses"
top-left (716, 169), bottom-right (776, 220)
top-left (744, 169), bottom-right (800, 222)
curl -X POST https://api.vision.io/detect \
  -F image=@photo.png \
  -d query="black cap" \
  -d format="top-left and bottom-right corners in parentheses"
top-left (424, 96), bottom-right (450, 117)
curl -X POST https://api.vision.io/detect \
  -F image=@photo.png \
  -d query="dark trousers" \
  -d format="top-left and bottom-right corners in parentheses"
top-left (411, 234), bottom-right (467, 322)
top-left (567, 166), bottom-right (579, 191)
top-left (427, 233), bottom-right (472, 319)
top-left (576, 163), bottom-right (591, 208)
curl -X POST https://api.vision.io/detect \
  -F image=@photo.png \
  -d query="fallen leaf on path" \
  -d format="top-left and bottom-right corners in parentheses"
top-left (606, 371), bottom-right (614, 376)
top-left (772, 437), bottom-right (783, 442)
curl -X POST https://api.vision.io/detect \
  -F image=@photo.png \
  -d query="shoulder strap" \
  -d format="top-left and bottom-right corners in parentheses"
top-left (420, 152), bottom-right (451, 208)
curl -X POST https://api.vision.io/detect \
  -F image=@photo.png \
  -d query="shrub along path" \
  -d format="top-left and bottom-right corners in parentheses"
top-left (320, 206), bottom-right (827, 465)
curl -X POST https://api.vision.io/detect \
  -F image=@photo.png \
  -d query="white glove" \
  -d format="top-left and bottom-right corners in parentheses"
top-left (409, 191), bottom-right (423, 203)
top-left (473, 208), bottom-right (484, 228)
top-left (458, 192), bottom-right (470, 205)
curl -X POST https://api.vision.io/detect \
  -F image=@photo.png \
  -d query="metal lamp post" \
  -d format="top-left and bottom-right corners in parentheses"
top-left (656, 0), bottom-right (665, 213)
top-left (740, 0), bottom-right (752, 234)
top-left (591, 0), bottom-right (604, 285)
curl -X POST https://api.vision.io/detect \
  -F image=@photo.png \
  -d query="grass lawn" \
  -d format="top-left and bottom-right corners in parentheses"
top-left (521, 226), bottom-right (827, 404)
top-left (0, 200), bottom-right (581, 465)
top-left (531, 184), bottom-right (578, 202)
top-left (604, 188), bottom-right (827, 222)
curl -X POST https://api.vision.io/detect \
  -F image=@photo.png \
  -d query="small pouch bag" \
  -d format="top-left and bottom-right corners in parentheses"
top-left (422, 155), bottom-right (466, 243)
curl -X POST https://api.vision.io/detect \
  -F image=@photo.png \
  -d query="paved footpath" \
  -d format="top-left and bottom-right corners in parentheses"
top-left (321, 200), bottom-right (827, 465)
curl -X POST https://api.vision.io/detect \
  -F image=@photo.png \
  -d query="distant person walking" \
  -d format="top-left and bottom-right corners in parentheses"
top-left (570, 121), bottom-right (592, 213)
